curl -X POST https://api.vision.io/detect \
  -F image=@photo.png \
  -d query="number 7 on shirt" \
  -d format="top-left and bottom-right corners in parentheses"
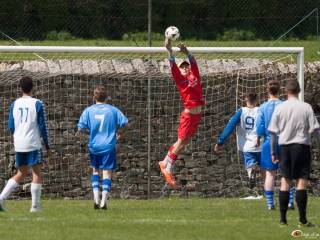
top-left (95, 115), bottom-right (105, 132)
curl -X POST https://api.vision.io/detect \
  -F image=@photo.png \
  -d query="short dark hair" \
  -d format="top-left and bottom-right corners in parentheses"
top-left (245, 93), bottom-right (258, 104)
top-left (94, 85), bottom-right (107, 102)
top-left (267, 80), bottom-right (280, 95)
top-left (285, 80), bottom-right (300, 94)
top-left (19, 76), bottom-right (33, 93)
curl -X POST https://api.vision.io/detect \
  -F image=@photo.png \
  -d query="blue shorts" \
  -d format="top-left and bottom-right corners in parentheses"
top-left (260, 139), bottom-right (279, 170)
top-left (242, 152), bottom-right (260, 169)
top-left (90, 149), bottom-right (117, 170)
top-left (16, 150), bottom-right (43, 168)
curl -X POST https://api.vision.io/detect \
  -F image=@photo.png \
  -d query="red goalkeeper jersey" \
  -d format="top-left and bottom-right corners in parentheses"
top-left (169, 55), bottom-right (205, 109)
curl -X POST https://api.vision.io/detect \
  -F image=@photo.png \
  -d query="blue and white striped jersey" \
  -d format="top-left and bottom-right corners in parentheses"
top-left (217, 106), bottom-right (260, 152)
top-left (78, 104), bottom-right (128, 155)
top-left (8, 96), bottom-right (50, 152)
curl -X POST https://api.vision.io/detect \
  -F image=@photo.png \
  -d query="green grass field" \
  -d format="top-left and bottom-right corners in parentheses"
top-left (0, 198), bottom-right (319, 240)
top-left (0, 40), bottom-right (318, 61)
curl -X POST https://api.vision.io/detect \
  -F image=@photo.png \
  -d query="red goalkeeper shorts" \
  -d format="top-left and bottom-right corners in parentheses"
top-left (178, 112), bottom-right (202, 140)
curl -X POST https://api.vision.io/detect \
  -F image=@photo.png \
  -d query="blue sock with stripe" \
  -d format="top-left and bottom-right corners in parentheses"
top-left (101, 178), bottom-right (111, 205)
top-left (91, 174), bottom-right (100, 204)
top-left (289, 186), bottom-right (295, 207)
top-left (265, 190), bottom-right (274, 208)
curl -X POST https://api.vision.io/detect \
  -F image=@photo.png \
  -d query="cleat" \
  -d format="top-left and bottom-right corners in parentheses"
top-left (100, 203), bottom-right (107, 210)
top-left (30, 206), bottom-right (42, 213)
top-left (298, 222), bottom-right (315, 228)
top-left (159, 161), bottom-right (177, 188)
top-left (0, 200), bottom-right (6, 212)
top-left (94, 203), bottom-right (100, 210)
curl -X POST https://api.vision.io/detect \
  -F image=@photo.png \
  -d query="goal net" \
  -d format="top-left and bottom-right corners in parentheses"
top-left (0, 46), bottom-right (304, 199)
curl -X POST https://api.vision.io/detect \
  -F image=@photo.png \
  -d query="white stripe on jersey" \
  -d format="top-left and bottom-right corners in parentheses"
top-left (237, 107), bottom-right (260, 152)
top-left (12, 96), bottom-right (42, 152)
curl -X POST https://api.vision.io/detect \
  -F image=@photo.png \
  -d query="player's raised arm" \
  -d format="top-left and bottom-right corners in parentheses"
top-left (165, 38), bottom-right (182, 80)
top-left (165, 37), bottom-right (174, 59)
top-left (178, 43), bottom-right (200, 78)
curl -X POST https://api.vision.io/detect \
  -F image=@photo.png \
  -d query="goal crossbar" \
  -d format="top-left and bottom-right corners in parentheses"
top-left (0, 46), bottom-right (305, 100)
top-left (0, 46), bottom-right (304, 54)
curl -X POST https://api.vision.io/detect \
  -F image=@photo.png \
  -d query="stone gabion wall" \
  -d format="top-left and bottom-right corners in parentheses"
top-left (0, 59), bottom-right (319, 199)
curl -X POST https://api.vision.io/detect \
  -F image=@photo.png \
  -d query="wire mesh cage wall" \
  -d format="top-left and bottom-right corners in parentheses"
top-left (1, 46), bottom-right (319, 200)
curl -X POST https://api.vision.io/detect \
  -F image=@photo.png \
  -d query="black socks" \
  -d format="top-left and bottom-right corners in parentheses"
top-left (279, 191), bottom-right (289, 223)
top-left (296, 190), bottom-right (308, 224)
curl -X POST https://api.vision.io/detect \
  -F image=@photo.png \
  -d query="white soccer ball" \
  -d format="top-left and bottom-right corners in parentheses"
top-left (165, 26), bottom-right (180, 41)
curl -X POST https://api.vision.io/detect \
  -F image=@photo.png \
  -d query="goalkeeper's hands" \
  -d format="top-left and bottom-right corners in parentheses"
top-left (177, 43), bottom-right (189, 55)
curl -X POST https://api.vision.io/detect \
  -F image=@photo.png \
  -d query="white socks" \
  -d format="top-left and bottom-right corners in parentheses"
top-left (165, 157), bottom-right (174, 173)
top-left (31, 183), bottom-right (42, 209)
top-left (93, 189), bottom-right (100, 205)
top-left (0, 179), bottom-right (18, 200)
top-left (0, 180), bottom-right (42, 211)
top-left (101, 191), bottom-right (109, 207)
top-left (247, 168), bottom-right (253, 178)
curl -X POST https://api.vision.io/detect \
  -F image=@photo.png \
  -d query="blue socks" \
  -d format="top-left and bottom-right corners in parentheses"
top-left (91, 174), bottom-right (100, 204)
top-left (91, 174), bottom-right (100, 191)
top-left (289, 186), bottom-right (295, 207)
top-left (265, 191), bottom-right (274, 209)
top-left (101, 178), bottom-right (112, 206)
top-left (102, 179), bottom-right (111, 194)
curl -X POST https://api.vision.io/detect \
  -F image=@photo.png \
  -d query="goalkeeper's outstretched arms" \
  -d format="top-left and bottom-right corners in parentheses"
top-left (214, 109), bottom-right (242, 152)
top-left (165, 38), bottom-right (182, 81)
top-left (177, 43), bottom-right (200, 79)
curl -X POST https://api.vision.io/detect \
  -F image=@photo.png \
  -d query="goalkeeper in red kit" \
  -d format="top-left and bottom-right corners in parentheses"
top-left (159, 38), bottom-right (205, 188)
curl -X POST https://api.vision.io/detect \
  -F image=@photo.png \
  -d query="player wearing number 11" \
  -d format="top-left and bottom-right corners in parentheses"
top-left (0, 76), bottom-right (50, 212)
top-left (77, 85), bottom-right (128, 210)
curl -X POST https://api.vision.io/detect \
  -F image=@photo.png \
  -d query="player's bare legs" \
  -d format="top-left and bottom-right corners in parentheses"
top-left (31, 164), bottom-right (42, 184)
top-left (172, 138), bottom-right (191, 156)
top-left (30, 164), bottom-right (42, 212)
top-left (12, 166), bottom-right (28, 183)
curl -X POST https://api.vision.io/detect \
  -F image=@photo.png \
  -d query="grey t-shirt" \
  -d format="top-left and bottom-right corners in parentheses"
top-left (268, 97), bottom-right (320, 145)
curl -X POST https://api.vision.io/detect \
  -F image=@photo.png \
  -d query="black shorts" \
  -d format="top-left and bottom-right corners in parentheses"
top-left (279, 144), bottom-right (311, 180)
